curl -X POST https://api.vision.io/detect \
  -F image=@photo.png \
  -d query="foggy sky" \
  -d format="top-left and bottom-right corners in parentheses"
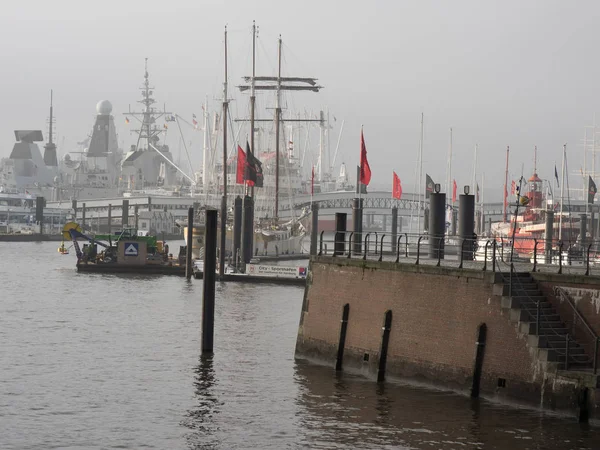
top-left (1, 0), bottom-right (599, 200)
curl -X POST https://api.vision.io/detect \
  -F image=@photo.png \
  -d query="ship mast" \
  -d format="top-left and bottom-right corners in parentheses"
top-left (503, 146), bottom-right (509, 222)
top-left (417, 113), bottom-right (424, 233)
top-left (250, 21), bottom-right (257, 198)
top-left (219, 26), bottom-right (229, 277)
top-left (559, 144), bottom-right (566, 240)
top-left (274, 35), bottom-right (282, 218)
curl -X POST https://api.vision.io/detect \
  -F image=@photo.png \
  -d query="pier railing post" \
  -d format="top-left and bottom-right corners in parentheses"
top-left (405, 233), bottom-right (409, 258)
top-left (416, 236), bottom-right (423, 265)
top-left (318, 231), bottom-right (324, 256)
top-left (532, 239), bottom-right (538, 272)
top-left (202, 209), bottom-right (218, 354)
top-left (363, 233), bottom-right (371, 261)
top-left (395, 235), bottom-right (402, 263)
top-left (378, 234), bottom-right (385, 262)
top-left (585, 243), bottom-right (592, 276)
top-left (482, 240), bottom-right (490, 271)
top-left (492, 240), bottom-right (497, 272)
top-left (558, 241), bottom-right (563, 274)
top-left (186, 207), bottom-right (194, 280)
top-left (436, 237), bottom-right (444, 266)
top-left (347, 232), bottom-right (354, 259)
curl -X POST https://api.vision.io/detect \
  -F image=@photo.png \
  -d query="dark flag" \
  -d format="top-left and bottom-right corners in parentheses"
top-left (588, 176), bottom-right (597, 204)
top-left (555, 165), bottom-right (560, 188)
top-left (476, 183), bottom-right (480, 202)
top-left (425, 174), bottom-right (435, 198)
top-left (311, 166), bottom-right (315, 196)
top-left (244, 141), bottom-right (263, 188)
top-left (236, 145), bottom-right (246, 184)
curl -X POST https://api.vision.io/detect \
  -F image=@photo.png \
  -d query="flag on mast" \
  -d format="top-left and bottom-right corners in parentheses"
top-left (555, 165), bottom-right (560, 188)
top-left (511, 180), bottom-right (516, 195)
top-left (476, 183), bottom-right (480, 203)
top-left (452, 179), bottom-right (457, 203)
top-left (311, 166), bottom-right (315, 196)
top-left (588, 176), bottom-right (597, 204)
top-left (192, 114), bottom-right (198, 128)
top-left (244, 141), bottom-right (263, 188)
top-left (236, 145), bottom-right (246, 184)
top-left (360, 128), bottom-right (372, 186)
top-left (392, 171), bottom-right (402, 199)
top-left (425, 174), bottom-right (435, 199)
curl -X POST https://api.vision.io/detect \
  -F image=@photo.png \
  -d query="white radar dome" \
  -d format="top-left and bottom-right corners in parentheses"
top-left (96, 100), bottom-right (113, 115)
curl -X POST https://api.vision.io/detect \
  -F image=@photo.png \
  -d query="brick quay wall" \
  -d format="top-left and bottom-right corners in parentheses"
top-left (295, 256), bottom-right (600, 420)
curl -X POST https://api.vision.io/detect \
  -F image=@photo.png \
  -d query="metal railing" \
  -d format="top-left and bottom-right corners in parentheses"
top-left (554, 287), bottom-right (599, 374)
top-left (315, 230), bottom-right (600, 277)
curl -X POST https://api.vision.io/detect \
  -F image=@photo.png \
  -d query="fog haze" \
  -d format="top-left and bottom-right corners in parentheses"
top-left (1, 0), bottom-right (598, 199)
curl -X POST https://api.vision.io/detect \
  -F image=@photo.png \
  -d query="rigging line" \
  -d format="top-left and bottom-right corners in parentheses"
top-left (175, 117), bottom-right (195, 177)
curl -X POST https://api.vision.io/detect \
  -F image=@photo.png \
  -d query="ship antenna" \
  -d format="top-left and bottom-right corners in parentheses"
top-left (534, 145), bottom-right (537, 174)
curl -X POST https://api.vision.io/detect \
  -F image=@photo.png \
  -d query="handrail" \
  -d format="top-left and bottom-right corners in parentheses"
top-left (378, 234), bottom-right (385, 262)
top-left (404, 233), bottom-right (409, 258)
top-left (363, 233), bottom-right (371, 261)
top-left (554, 287), bottom-right (599, 342)
top-left (558, 241), bottom-right (563, 274)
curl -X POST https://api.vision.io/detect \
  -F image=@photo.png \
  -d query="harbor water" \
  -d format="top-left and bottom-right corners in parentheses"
top-left (1, 242), bottom-right (598, 449)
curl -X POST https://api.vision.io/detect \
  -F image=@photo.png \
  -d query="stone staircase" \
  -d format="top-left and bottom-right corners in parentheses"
top-left (499, 272), bottom-right (593, 371)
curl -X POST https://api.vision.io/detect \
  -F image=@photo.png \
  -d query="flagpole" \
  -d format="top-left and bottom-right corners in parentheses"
top-left (559, 144), bottom-right (566, 241)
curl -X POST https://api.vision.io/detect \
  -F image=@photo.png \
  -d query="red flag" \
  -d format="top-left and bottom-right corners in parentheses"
top-left (452, 179), bottom-right (457, 203)
top-left (510, 180), bottom-right (516, 195)
top-left (392, 171), bottom-right (402, 199)
top-left (311, 166), bottom-right (315, 195)
top-left (360, 129), bottom-right (371, 186)
top-left (236, 145), bottom-right (246, 184)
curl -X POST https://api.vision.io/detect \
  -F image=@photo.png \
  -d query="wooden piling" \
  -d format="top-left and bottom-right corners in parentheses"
top-left (186, 207), bottom-right (194, 280)
top-left (202, 209), bottom-right (218, 354)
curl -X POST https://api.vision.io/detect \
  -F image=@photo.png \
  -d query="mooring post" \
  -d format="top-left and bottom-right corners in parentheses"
top-left (122, 199), bottom-right (129, 228)
top-left (202, 209), bottom-right (218, 354)
top-left (107, 203), bottom-right (112, 235)
top-left (352, 198), bottom-right (363, 255)
top-left (186, 207), bottom-right (194, 280)
top-left (334, 213), bottom-right (347, 256)
top-left (310, 202), bottom-right (319, 256)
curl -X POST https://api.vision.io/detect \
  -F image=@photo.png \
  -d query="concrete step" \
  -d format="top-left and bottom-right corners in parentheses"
top-left (510, 309), bottom-right (561, 323)
top-left (502, 296), bottom-right (554, 310)
top-left (521, 321), bottom-right (567, 335)
top-left (531, 334), bottom-right (578, 347)
top-left (538, 347), bottom-right (588, 362)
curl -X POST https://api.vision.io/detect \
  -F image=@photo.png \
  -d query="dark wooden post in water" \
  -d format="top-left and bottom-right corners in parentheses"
top-left (82, 202), bottom-right (86, 229)
top-left (241, 195), bottom-right (254, 265)
top-left (310, 202), bottom-right (319, 256)
top-left (122, 199), bottom-right (129, 228)
top-left (107, 203), bottom-right (112, 235)
top-left (459, 191), bottom-right (475, 261)
top-left (377, 310), bottom-right (393, 382)
top-left (391, 206), bottom-right (398, 254)
top-left (233, 196), bottom-right (242, 269)
top-left (471, 323), bottom-right (487, 398)
top-left (186, 207), bottom-right (194, 280)
top-left (352, 198), bottom-right (363, 255)
top-left (334, 213), bottom-right (347, 256)
top-left (335, 304), bottom-right (350, 371)
top-left (35, 196), bottom-right (45, 235)
top-left (134, 205), bottom-right (139, 230)
top-left (202, 209), bottom-right (218, 354)
top-left (429, 192), bottom-right (446, 259)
